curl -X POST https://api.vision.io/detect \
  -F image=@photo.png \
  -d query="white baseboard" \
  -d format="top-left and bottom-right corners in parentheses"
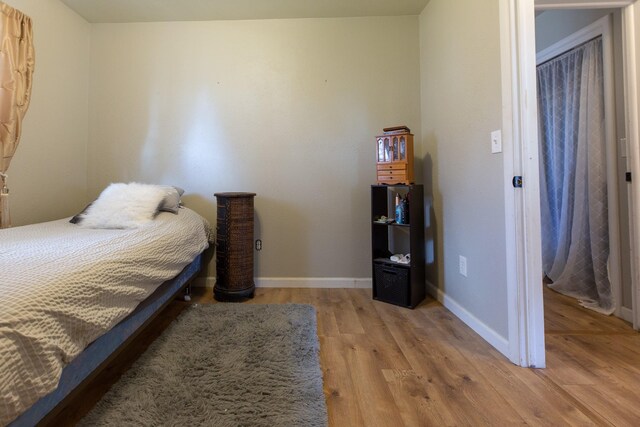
top-left (193, 277), bottom-right (372, 289)
top-left (620, 306), bottom-right (634, 323)
top-left (426, 281), bottom-right (510, 357)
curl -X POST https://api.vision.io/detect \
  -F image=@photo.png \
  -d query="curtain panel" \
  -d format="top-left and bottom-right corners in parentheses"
top-left (0, 1), bottom-right (34, 228)
top-left (537, 37), bottom-right (613, 314)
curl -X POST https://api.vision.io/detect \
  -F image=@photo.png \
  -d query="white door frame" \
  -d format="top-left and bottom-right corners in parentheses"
top-left (500, 0), bottom-right (639, 368)
top-left (620, 3), bottom-right (640, 329)
top-left (500, 0), bottom-right (546, 368)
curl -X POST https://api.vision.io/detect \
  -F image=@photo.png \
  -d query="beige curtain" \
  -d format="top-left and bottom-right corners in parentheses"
top-left (0, 2), bottom-right (34, 228)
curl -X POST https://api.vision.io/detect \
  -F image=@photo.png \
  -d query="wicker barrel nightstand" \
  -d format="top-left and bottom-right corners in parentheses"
top-left (213, 192), bottom-right (256, 301)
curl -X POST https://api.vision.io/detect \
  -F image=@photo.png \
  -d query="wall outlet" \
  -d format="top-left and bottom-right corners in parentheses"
top-left (459, 255), bottom-right (468, 277)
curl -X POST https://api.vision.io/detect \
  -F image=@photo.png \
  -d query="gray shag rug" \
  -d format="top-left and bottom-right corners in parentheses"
top-left (79, 304), bottom-right (328, 427)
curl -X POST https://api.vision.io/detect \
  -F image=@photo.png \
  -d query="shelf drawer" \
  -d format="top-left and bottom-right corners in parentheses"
top-left (377, 174), bottom-right (409, 184)
top-left (377, 170), bottom-right (406, 178)
top-left (377, 162), bottom-right (408, 184)
top-left (374, 263), bottom-right (409, 307)
top-left (377, 163), bottom-right (406, 171)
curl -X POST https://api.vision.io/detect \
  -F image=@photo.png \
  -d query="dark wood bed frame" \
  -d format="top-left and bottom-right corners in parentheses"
top-left (9, 253), bottom-right (204, 427)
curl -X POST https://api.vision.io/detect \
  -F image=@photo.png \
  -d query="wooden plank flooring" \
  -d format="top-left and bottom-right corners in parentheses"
top-left (45, 286), bottom-right (640, 426)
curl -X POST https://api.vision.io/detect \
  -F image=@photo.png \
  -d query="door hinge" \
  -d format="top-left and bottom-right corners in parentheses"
top-left (512, 176), bottom-right (523, 188)
top-left (626, 172), bottom-right (632, 182)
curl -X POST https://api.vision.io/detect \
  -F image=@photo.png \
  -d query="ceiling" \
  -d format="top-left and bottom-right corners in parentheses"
top-left (59, 0), bottom-right (432, 23)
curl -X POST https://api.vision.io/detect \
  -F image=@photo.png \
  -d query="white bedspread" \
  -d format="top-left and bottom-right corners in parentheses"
top-left (0, 207), bottom-right (210, 426)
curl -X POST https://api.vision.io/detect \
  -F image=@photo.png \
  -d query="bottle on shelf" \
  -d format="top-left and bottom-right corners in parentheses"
top-left (394, 193), bottom-right (409, 225)
top-left (402, 194), bottom-right (409, 224)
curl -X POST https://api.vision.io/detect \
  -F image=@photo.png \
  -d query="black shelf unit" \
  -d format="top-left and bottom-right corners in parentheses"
top-left (371, 184), bottom-right (425, 308)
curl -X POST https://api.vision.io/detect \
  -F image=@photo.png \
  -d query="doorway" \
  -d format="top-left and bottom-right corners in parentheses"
top-left (535, 10), bottom-right (633, 322)
top-left (499, 0), bottom-right (639, 368)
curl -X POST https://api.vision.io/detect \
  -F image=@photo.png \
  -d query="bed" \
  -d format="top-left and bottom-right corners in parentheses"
top-left (0, 204), bottom-right (211, 426)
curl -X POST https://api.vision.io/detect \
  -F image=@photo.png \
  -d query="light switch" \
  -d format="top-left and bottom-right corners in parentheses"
top-left (491, 130), bottom-right (502, 154)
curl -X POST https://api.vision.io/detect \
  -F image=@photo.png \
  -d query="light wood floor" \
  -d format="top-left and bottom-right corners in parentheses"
top-left (46, 286), bottom-right (640, 426)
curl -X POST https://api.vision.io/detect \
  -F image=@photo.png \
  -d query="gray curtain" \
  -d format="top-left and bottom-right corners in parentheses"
top-left (537, 36), bottom-right (613, 314)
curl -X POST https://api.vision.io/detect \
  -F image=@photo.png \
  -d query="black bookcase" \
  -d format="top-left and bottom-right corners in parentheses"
top-left (371, 184), bottom-right (425, 308)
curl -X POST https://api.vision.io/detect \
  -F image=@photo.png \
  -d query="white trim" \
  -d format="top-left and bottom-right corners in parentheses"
top-left (425, 281), bottom-right (438, 299)
top-left (193, 277), bottom-right (215, 288)
top-left (536, 1), bottom-right (634, 10)
top-left (537, 16), bottom-right (625, 319)
top-left (620, 305), bottom-right (634, 322)
top-left (502, 0), bottom-right (547, 368)
top-left (601, 14), bottom-right (626, 320)
top-left (193, 277), bottom-right (372, 289)
top-left (621, 3), bottom-right (640, 330)
top-left (426, 282), bottom-right (510, 357)
top-left (499, 0), bottom-right (523, 366)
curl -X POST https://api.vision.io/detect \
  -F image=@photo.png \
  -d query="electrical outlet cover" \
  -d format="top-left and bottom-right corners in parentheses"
top-left (459, 255), bottom-right (467, 277)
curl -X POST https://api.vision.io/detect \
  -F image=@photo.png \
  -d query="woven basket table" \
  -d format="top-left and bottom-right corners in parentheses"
top-left (213, 192), bottom-right (256, 301)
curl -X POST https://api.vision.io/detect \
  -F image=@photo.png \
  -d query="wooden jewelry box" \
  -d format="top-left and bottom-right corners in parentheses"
top-left (375, 131), bottom-right (414, 185)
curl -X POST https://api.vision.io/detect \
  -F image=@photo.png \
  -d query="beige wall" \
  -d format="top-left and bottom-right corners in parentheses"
top-left (419, 0), bottom-right (508, 338)
top-left (4, 0), bottom-right (90, 226)
top-left (88, 17), bottom-right (421, 279)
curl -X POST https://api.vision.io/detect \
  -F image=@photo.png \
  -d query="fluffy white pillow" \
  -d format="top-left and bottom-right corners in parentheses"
top-left (158, 186), bottom-right (182, 214)
top-left (74, 183), bottom-right (168, 229)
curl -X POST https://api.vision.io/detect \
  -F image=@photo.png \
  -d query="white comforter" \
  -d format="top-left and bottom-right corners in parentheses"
top-left (0, 207), bottom-right (210, 426)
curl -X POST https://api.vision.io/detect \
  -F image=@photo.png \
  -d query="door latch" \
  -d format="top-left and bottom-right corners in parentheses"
top-left (512, 176), bottom-right (523, 188)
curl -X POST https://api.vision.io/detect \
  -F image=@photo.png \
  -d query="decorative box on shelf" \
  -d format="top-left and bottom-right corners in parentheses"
top-left (375, 126), bottom-right (414, 185)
